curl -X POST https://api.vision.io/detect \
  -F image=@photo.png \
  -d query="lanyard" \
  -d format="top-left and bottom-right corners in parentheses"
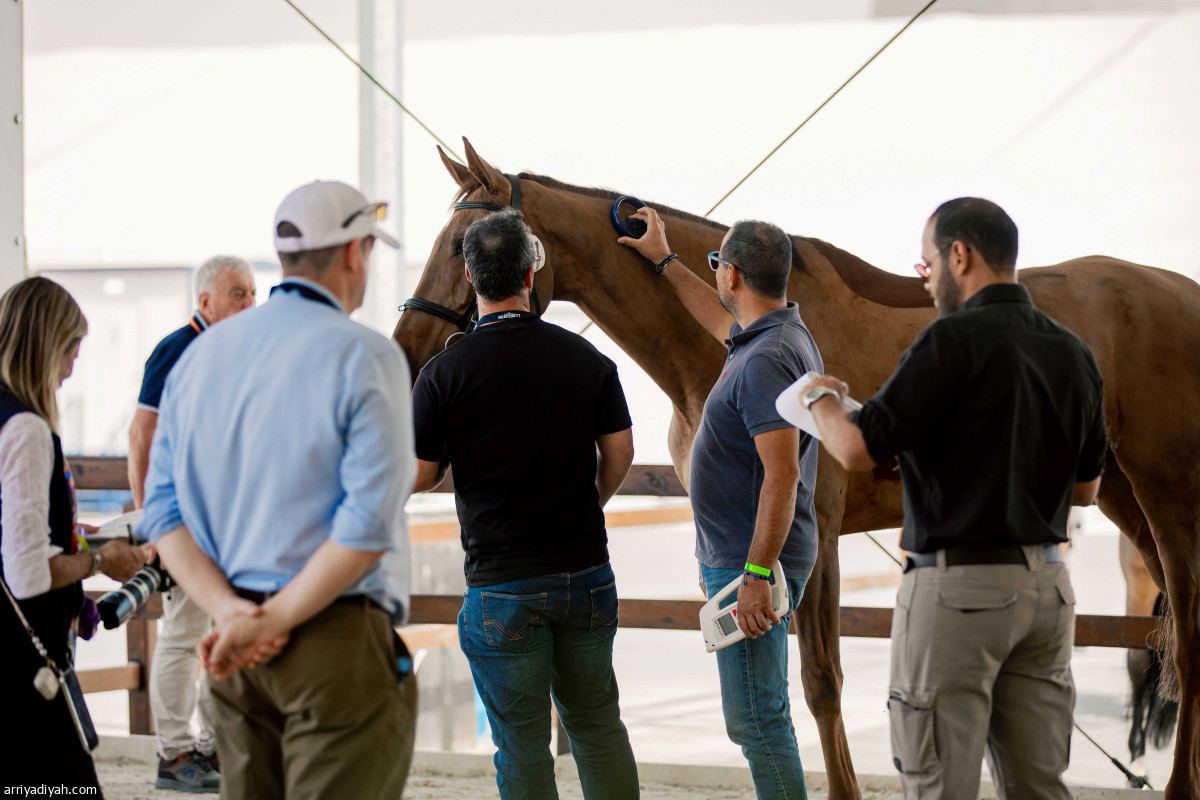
top-left (270, 282), bottom-right (340, 311)
top-left (475, 310), bottom-right (538, 327)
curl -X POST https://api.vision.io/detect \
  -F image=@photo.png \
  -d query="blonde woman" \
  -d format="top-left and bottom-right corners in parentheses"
top-left (0, 277), bottom-right (147, 790)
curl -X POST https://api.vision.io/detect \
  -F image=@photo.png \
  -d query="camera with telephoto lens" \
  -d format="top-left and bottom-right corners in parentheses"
top-left (96, 560), bottom-right (174, 630)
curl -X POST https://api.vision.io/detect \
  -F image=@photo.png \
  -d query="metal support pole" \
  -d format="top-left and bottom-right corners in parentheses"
top-left (358, 0), bottom-right (404, 335)
top-left (0, 0), bottom-right (27, 290)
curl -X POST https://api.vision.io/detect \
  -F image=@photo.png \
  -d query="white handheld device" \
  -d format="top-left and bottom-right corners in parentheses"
top-left (700, 562), bottom-right (789, 653)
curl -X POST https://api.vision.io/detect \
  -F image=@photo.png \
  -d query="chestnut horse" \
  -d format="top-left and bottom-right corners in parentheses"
top-left (393, 139), bottom-right (1200, 800)
top-left (1122, 536), bottom-right (1179, 785)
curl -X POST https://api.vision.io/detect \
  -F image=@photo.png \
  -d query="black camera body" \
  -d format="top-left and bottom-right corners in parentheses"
top-left (96, 562), bottom-right (174, 630)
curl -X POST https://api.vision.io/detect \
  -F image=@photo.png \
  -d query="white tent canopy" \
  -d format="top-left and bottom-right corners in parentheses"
top-left (23, 9), bottom-right (1199, 280)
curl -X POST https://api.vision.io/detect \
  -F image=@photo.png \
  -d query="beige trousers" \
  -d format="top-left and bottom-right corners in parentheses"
top-left (210, 598), bottom-right (417, 800)
top-left (889, 546), bottom-right (1076, 800)
top-left (151, 585), bottom-right (216, 759)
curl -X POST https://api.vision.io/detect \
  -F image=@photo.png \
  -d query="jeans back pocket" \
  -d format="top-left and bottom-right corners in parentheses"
top-left (482, 592), bottom-right (548, 652)
top-left (589, 580), bottom-right (619, 642)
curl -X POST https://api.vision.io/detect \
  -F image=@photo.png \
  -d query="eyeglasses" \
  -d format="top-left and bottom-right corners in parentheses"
top-left (913, 256), bottom-right (934, 280)
top-left (708, 251), bottom-right (745, 277)
top-left (914, 243), bottom-right (967, 279)
top-left (341, 202), bottom-right (388, 229)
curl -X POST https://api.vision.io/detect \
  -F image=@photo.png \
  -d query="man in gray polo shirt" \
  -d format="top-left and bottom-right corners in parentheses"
top-left (621, 208), bottom-right (821, 799)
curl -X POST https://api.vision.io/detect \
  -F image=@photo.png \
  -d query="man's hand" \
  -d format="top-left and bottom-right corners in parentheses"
top-left (617, 207), bottom-right (672, 265)
top-left (212, 595), bottom-right (265, 628)
top-left (805, 373), bottom-right (879, 471)
top-left (736, 577), bottom-right (781, 639)
top-left (804, 374), bottom-right (849, 405)
top-left (96, 539), bottom-right (148, 582)
top-left (200, 610), bottom-right (289, 681)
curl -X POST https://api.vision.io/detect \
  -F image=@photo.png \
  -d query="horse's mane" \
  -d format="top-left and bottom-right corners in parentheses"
top-left (801, 238), bottom-right (932, 309)
top-left (516, 171), bottom-right (730, 234)
top-left (516, 172), bottom-right (932, 309)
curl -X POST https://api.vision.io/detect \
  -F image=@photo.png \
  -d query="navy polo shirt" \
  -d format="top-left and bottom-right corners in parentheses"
top-left (137, 312), bottom-right (208, 412)
top-left (689, 303), bottom-right (823, 581)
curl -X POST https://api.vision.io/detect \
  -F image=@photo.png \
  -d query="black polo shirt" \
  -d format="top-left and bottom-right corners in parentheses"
top-left (852, 283), bottom-right (1106, 553)
top-left (411, 316), bottom-right (632, 587)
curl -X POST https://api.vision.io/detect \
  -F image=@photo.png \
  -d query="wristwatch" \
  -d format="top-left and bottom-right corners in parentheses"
top-left (86, 549), bottom-right (103, 579)
top-left (802, 385), bottom-right (840, 410)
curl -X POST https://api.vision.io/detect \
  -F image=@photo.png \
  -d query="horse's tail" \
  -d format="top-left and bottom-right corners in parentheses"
top-left (1146, 592), bottom-right (1180, 748)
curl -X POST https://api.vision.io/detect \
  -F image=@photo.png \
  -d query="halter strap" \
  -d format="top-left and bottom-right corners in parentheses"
top-left (450, 174), bottom-right (522, 214)
top-left (400, 173), bottom-right (537, 333)
top-left (400, 296), bottom-right (478, 331)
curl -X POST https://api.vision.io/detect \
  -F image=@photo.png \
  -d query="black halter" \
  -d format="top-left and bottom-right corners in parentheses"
top-left (399, 173), bottom-right (541, 334)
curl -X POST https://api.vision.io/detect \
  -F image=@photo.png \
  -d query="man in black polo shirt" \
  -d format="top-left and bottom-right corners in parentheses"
top-left (804, 198), bottom-right (1106, 800)
top-left (411, 209), bottom-right (639, 800)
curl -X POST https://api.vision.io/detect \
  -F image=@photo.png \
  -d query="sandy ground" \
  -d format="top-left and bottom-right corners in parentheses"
top-left (93, 756), bottom-right (909, 800)
top-left (94, 754), bottom-right (1157, 800)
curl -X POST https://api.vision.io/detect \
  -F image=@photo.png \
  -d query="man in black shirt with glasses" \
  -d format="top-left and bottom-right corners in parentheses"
top-left (411, 209), bottom-right (639, 800)
top-left (801, 198), bottom-right (1106, 800)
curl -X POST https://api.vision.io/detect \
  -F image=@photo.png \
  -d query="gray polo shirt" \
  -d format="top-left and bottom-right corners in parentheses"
top-left (689, 303), bottom-right (822, 580)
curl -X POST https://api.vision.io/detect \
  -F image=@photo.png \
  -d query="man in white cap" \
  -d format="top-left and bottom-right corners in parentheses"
top-left (138, 180), bottom-right (416, 799)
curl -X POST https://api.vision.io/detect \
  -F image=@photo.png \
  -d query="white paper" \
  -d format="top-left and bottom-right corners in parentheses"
top-left (775, 371), bottom-right (862, 441)
top-left (95, 509), bottom-right (145, 541)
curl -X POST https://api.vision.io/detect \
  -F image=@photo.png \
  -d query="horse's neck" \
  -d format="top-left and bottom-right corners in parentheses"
top-left (525, 188), bottom-right (728, 424)
top-left (522, 183), bottom-right (926, 420)
top-left (788, 238), bottom-right (934, 391)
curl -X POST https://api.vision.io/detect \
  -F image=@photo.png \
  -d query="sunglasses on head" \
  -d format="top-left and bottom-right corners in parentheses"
top-left (707, 251), bottom-right (745, 277)
top-left (341, 202), bottom-right (388, 229)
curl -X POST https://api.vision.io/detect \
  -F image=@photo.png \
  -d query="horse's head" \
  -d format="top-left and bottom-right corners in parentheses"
top-left (392, 138), bottom-right (554, 377)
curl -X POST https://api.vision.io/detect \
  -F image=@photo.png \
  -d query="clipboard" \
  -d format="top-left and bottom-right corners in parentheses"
top-left (774, 371), bottom-right (862, 441)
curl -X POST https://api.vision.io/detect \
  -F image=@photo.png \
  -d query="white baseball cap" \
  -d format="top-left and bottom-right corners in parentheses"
top-left (274, 180), bottom-right (400, 254)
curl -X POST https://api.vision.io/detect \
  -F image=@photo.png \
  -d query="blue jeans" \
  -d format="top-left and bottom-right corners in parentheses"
top-left (701, 564), bottom-right (808, 800)
top-left (458, 562), bottom-right (639, 800)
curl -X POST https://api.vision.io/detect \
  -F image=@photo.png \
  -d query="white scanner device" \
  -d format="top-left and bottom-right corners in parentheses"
top-left (700, 562), bottom-right (789, 653)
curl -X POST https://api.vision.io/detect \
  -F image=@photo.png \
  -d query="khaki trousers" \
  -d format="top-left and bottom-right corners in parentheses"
top-left (151, 585), bottom-right (216, 759)
top-left (210, 598), bottom-right (416, 800)
top-left (889, 546), bottom-right (1075, 800)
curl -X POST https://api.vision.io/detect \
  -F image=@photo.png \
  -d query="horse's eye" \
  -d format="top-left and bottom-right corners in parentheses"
top-left (453, 240), bottom-right (463, 257)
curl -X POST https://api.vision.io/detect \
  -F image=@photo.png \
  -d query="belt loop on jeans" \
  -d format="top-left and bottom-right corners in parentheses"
top-left (936, 549), bottom-right (948, 572)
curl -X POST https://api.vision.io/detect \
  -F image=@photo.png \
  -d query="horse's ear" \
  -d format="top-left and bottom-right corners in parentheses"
top-left (438, 146), bottom-right (474, 188)
top-left (462, 138), bottom-right (508, 201)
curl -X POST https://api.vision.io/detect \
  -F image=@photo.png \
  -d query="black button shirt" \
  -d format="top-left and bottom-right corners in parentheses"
top-left (852, 283), bottom-right (1106, 553)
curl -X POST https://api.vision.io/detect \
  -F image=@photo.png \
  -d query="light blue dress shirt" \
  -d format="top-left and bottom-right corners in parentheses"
top-left (137, 278), bottom-right (414, 622)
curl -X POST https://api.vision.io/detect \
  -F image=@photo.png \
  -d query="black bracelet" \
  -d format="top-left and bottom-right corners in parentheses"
top-left (654, 253), bottom-right (679, 275)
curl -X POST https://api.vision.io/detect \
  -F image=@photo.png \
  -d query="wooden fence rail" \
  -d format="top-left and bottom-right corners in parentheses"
top-left (70, 456), bottom-right (1159, 735)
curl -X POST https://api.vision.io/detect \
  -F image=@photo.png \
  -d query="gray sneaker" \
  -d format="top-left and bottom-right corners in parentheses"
top-left (156, 750), bottom-right (220, 793)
